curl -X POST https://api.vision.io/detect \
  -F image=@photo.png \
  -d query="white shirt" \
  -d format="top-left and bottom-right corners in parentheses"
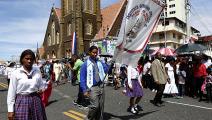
top-left (53, 63), bottom-right (62, 74)
top-left (204, 59), bottom-right (212, 68)
top-left (143, 62), bottom-right (151, 75)
top-left (4, 67), bottom-right (15, 79)
top-left (127, 65), bottom-right (142, 88)
top-left (7, 66), bottom-right (47, 112)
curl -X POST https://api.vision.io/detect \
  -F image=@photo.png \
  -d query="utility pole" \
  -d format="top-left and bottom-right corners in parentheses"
top-left (163, 5), bottom-right (167, 48)
top-left (185, 0), bottom-right (190, 44)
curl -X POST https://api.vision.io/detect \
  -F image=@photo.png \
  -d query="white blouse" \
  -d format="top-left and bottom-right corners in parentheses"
top-left (7, 66), bottom-right (47, 112)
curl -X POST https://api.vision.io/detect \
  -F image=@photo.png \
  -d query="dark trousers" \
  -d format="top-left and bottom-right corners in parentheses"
top-left (206, 84), bottom-right (212, 102)
top-left (178, 84), bottom-right (185, 97)
top-left (194, 77), bottom-right (204, 99)
top-left (154, 84), bottom-right (165, 104)
top-left (143, 74), bottom-right (155, 90)
top-left (7, 79), bottom-right (10, 86)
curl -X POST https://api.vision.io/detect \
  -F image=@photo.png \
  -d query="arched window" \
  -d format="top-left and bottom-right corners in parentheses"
top-left (85, 20), bottom-right (92, 35)
top-left (66, 49), bottom-right (69, 58)
top-left (56, 32), bottom-right (60, 44)
top-left (52, 22), bottom-right (55, 45)
top-left (69, 49), bottom-right (71, 58)
top-left (47, 54), bottom-right (50, 59)
top-left (67, 23), bottom-right (72, 36)
top-left (52, 51), bottom-right (56, 59)
top-left (48, 34), bottom-right (51, 46)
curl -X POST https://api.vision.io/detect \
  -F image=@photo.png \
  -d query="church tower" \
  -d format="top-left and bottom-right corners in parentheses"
top-left (61, 0), bottom-right (101, 57)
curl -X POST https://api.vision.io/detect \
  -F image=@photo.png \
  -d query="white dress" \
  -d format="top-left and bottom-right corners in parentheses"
top-left (163, 63), bottom-right (178, 94)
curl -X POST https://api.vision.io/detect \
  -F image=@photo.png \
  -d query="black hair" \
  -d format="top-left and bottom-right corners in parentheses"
top-left (72, 54), bottom-right (79, 59)
top-left (89, 46), bottom-right (98, 52)
top-left (166, 56), bottom-right (175, 63)
top-left (8, 62), bottom-right (16, 67)
top-left (19, 49), bottom-right (36, 65)
top-left (138, 56), bottom-right (144, 65)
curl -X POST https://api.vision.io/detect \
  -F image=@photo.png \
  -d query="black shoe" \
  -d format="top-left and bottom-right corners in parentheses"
top-left (159, 100), bottom-right (164, 104)
top-left (134, 105), bottom-right (143, 111)
top-left (127, 107), bottom-right (131, 112)
top-left (73, 100), bottom-right (78, 105)
top-left (150, 100), bottom-right (160, 107)
top-left (127, 106), bottom-right (139, 114)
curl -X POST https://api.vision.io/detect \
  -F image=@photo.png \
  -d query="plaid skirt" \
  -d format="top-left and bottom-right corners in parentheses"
top-left (125, 79), bottom-right (143, 97)
top-left (15, 92), bottom-right (47, 120)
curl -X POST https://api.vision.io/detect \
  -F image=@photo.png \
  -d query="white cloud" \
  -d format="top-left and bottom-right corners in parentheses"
top-left (0, 17), bottom-right (48, 45)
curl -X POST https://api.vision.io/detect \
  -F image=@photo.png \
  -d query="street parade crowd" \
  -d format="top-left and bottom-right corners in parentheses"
top-left (1, 46), bottom-right (212, 120)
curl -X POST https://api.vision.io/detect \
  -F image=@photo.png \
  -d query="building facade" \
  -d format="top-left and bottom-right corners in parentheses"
top-left (42, 0), bottom-right (101, 59)
top-left (94, 0), bottom-right (200, 53)
top-left (149, 0), bottom-right (199, 50)
top-left (197, 35), bottom-right (212, 57)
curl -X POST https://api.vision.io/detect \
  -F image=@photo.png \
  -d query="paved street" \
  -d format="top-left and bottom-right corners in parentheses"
top-left (1, 75), bottom-right (212, 120)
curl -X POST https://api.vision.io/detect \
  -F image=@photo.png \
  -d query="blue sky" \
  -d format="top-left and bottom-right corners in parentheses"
top-left (0, 0), bottom-right (211, 61)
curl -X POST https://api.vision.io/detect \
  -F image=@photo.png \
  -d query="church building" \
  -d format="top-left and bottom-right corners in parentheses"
top-left (41, 0), bottom-right (101, 59)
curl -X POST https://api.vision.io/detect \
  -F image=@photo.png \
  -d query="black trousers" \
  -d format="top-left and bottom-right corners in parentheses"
top-left (193, 77), bottom-right (204, 99)
top-left (154, 84), bottom-right (165, 104)
top-left (7, 79), bottom-right (10, 86)
top-left (206, 84), bottom-right (212, 102)
top-left (143, 74), bottom-right (155, 90)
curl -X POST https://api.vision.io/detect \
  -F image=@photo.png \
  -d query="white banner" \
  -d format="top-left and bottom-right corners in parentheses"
top-left (113, 0), bottom-right (164, 67)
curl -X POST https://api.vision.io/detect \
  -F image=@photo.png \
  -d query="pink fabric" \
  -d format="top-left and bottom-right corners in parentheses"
top-left (201, 79), bottom-right (207, 94)
top-left (152, 48), bottom-right (175, 56)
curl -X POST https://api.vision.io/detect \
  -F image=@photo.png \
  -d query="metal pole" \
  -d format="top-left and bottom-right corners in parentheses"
top-left (163, 6), bottom-right (167, 48)
top-left (186, 0), bottom-right (190, 44)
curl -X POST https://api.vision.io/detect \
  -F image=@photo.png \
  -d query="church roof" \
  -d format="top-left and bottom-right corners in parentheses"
top-left (94, 0), bottom-right (126, 40)
top-left (54, 8), bottom-right (61, 20)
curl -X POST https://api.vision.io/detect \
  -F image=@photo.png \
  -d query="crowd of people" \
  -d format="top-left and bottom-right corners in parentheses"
top-left (107, 52), bottom-right (212, 113)
top-left (4, 46), bottom-right (212, 120)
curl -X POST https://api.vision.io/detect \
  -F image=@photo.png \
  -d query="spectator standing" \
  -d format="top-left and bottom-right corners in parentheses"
top-left (142, 56), bottom-right (155, 91)
top-left (71, 54), bottom-right (85, 107)
top-left (193, 55), bottom-right (207, 102)
top-left (53, 60), bottom-right (62, 85)
top-left (201, 66), bottom-right (212, 102)
top-left (176, 58), bottom-right (187, 98)
top-left (41, 61), bottom-right (53, 107)
top-left (163, 57), bottom-right (178, 97)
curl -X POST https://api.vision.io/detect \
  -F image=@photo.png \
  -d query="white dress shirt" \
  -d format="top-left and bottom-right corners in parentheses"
top-left (143, 62), bottom-right (151, 75)
top-left (7, 66), bottom-right (47, 112)
top-left (127, 65), bottom-right (142, 88)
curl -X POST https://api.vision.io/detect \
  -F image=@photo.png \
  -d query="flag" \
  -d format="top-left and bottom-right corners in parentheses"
top-left (71, 32), bottom-right (77, 54)
top-left (113, 0), bottom-right (165, 67)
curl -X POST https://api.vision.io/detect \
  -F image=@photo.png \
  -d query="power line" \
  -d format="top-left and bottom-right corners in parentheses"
top-left (189, 1), bottom-right (212, 35)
